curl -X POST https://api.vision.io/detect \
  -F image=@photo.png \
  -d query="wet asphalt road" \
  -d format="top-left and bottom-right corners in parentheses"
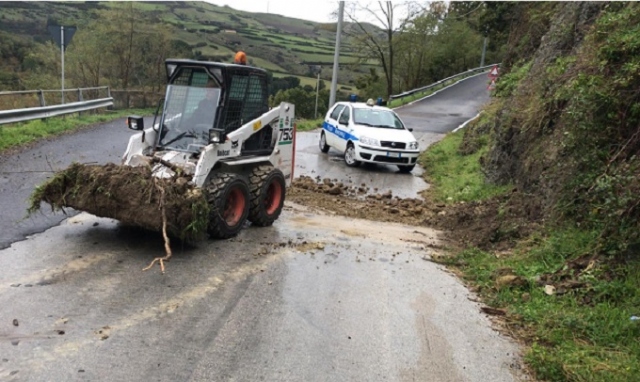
top-left (0, 74), bottom-right (522, 381)
top-left (0, 211), bottom-right (521, 382)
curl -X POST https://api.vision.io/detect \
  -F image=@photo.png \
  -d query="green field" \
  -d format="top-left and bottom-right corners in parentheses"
top-left (0, 1), bottom-right (380, 90)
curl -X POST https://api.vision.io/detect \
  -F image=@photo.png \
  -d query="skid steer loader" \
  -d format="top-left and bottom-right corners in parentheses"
top-left (122, 59), bottom-right (296, 239)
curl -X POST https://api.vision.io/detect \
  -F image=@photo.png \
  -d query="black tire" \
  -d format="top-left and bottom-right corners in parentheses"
top-left (398, 164), bottom-right (416, 173)
top-left (248, 165), bottom-right (286, 226)
top-left (319, 131), bottom-right (330, 153)
top-left (205, 173), bottom-right (250, 239)
top-left (344, 142), bottom-right (361, 167)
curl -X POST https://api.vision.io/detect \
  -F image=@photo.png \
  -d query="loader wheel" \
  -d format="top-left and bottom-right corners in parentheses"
top-left (248, 165), bottom-right (286, 227)
top-left (205, 173), bottom-right (250, 239)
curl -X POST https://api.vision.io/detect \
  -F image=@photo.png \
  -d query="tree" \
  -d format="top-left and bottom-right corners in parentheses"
top-left (0, 32), bottom-right (35, 90)
top-left (269, 76), bottom-right (301, 96)
top-left (66, 3), bottom-right (192, 92)
top-left (393, 2), bottom-right (484, 90)
top-left (437, 18), bottom-right (482, 73)
top-left (66, 25), bottom-right (105, 88)
top-left (393, 2), bottom-right (444, 91)
top-left (344, 1), bottom-right (420, 98)
top-left (354, 68), bottom-right (385, 100)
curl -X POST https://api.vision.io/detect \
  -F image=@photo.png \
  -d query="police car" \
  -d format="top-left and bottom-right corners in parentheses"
top-left (319, 99), bottom-right (420, 172)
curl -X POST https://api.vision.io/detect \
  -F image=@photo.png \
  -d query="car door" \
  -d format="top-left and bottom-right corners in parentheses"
top-left (335, 105), bottom-right (351, 152)
top-left (324, 104), bottom-right (345, 147)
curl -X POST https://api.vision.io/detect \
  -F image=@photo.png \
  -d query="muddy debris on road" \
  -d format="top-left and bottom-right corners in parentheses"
top-left (289, 176), bottom-right (542, 251)
top-left (28, 162), bottom-right (209, 242)
top-left (289, 176), bottom-right (427, 224)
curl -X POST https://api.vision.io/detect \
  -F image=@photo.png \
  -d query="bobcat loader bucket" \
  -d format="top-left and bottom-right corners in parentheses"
top-left (28, 162), bottom-right (210, 242)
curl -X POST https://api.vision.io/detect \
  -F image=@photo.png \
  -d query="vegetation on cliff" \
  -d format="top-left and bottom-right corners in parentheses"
top-left (424, 3), bottom-right (640, 381)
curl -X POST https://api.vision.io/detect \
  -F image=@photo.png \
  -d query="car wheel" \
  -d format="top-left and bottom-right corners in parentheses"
top-left (398, 164), bottom-right (415, 173)
top-left (319, 131), bottom-right (330, 153)
top-left (344, 143), bottom-right (361, 167)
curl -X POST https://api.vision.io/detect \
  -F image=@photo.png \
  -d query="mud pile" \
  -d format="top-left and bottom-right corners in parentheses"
top-left (289, 176), bottom-right (540, 251)
top-left (29, 163), bottom-right (209, 241)
top-left (289, 176), bottom-right (431, 226)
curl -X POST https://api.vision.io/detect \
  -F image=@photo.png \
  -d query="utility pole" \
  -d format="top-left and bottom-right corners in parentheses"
top-left (328, 1), bottom-right (344, 109)
top-left (61, 26), bottom-right (65, 104)
top-left (314, 67), bottom-right (321, 119)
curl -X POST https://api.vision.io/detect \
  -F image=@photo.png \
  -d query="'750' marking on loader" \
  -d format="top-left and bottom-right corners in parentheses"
top-left (278, 127), bottom-right (293, 145)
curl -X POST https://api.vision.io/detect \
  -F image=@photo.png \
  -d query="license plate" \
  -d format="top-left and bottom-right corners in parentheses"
top-left (387, 152), bottom-right (401, 158)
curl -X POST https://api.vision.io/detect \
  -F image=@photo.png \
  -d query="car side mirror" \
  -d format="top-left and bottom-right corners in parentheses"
top-left (208, 128), bottom-right (227, 144)
top-left (127, 115), bottom-right (144, 131)
top-left (408, 128), bottom-right (413, 132)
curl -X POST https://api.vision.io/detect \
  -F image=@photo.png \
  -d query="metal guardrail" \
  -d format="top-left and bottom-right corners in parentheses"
top-left (389, 63), bottom-right (500, 102)
top-left (0, 98), bottom-right (114, 125)
top-left (0, 86), bottom-right (113, 126)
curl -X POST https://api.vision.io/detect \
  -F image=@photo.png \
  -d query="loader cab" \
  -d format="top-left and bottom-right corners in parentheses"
top-left (156, 59), bottom-right (270, 155)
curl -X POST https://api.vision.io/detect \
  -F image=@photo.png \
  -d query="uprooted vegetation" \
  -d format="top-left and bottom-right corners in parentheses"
top-left (29, 162), bottom-right (210, 242)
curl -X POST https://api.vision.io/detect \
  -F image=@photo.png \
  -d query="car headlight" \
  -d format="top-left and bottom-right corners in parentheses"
top-left (409, 141), bottom-right (419, 150)
top-left (360, 136), bottom-right (380, 146)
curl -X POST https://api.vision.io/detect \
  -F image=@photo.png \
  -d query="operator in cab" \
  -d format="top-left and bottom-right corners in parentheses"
top-left (189, 78), bottom-right (219, 126)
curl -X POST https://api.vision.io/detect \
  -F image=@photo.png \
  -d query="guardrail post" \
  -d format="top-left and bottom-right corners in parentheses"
top-left (78, 89), bottom-right (84, 116)
top-left (107, 87), bottom-right (114, 110)
top-left (38, 90), bottom-right (46, 107)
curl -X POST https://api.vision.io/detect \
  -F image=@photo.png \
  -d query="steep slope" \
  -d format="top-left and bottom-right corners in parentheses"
top-left (464, 2), bottom-right (639, 255)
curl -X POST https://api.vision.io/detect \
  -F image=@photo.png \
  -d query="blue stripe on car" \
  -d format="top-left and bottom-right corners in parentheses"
top-left (322, 121), bottom-right (359, 141)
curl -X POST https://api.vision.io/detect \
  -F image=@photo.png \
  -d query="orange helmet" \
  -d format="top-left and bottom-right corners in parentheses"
top-left (234, 51), bottom-right (247, 65)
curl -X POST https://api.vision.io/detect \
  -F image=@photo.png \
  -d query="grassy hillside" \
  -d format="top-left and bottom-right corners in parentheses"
top-left (0, 1), bottom-right (373, 87)
top-left (422, 3), bottom-right (640, 381)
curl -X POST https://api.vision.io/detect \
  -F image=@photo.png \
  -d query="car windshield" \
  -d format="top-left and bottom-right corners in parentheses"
top-left (353, 108), bottom-right (405, 129)
top-left (157, 84), bottom-right (221, 152)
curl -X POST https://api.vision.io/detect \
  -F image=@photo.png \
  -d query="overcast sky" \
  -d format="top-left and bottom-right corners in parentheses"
top-left (206, 0), bottom-right (340, 23)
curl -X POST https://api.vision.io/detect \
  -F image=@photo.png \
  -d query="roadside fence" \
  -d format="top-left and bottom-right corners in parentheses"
top-left (0, 86), bottom-right (113, 126)
top-left (388, 63), bottom-right (500, 107)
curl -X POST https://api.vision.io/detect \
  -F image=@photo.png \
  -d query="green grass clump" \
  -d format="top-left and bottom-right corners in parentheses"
top-left (445, 227), bottom-right (640, 382)
top-left (419, 100), bottom-right (640, 381)
top-left (0, 108), bottom-right (153, 153)
top-left (418, 130), bottom-right (510, 203)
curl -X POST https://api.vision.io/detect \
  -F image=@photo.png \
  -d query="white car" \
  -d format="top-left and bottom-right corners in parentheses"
top-left (319, 100), bottom-right (420, 172)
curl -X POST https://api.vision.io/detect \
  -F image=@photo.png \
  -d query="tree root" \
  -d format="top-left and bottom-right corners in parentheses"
top-left (143, 181), bottom-right (173, 274)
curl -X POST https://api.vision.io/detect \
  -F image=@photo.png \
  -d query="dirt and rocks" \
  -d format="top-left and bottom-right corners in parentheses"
top-left (29, 163), bottom-right (209, 241)
top-left (288, 175), bottom-right (542, 251)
